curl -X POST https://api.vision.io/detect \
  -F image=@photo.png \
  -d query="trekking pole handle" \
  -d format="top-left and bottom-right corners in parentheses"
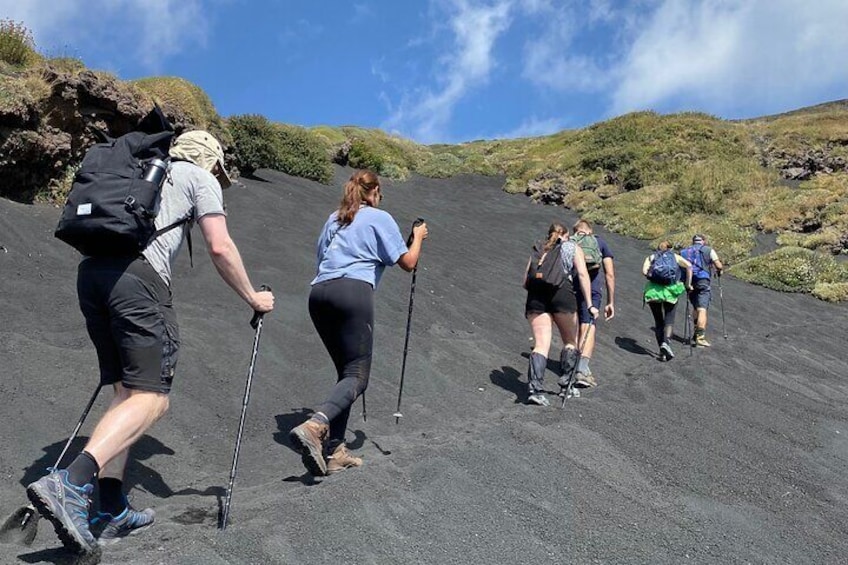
top-left (407, 218), bottom-right (425, 247)
top-left (250, 284), bottom-right (272, 329)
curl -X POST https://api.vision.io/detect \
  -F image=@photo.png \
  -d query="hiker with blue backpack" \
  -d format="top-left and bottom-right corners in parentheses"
top-left (681, 234), bottom-right (724, 347)
top-left (642, 241), bottom-right (693, 361)
top-left (523, 223), bottom-right (597, 406)
top-left (27, 128), bottom-right (275, 555)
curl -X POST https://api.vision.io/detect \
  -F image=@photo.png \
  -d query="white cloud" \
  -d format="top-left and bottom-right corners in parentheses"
top-left (610, 0), bottom-right (848, 117)
top-left (0, 0), bottom-right (211, 71)
top-left (383, 0), bottom-right (513, 142)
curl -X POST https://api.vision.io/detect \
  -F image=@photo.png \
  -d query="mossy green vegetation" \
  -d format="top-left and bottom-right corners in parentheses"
top-left (133, 76), bottom-right (231, 145)
top-left (730, 247), bottom-right (848, 294)
top-left (3, 20), bottom-right (846, 300)
top-left (0, 20), bottom-right (40, 68)
top-left (228, 114), bottom-right (333, 183)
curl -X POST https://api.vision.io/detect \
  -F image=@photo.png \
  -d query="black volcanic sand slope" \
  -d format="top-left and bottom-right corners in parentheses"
top-left (1, 167), bottom-right (847, 564)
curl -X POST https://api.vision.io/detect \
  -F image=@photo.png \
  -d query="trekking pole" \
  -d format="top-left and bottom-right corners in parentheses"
top-left (361, 392), bottom-right (367, 422)
top-left (560, 318), bottom-right (595, 408)
top-left (394, 218), bottom-right (425, 424)
top-left (1, 384), bottom-right (102, 545)
top-left (221, 285), bottom-right (270, 531)
top-left (718, 274), bottom-right (728, 339)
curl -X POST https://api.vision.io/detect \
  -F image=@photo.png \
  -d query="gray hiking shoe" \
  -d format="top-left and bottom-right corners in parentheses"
top-left (575, 372), bottom-right (597, 388)
top-left (660, 342), bottom-right (675, 360)
top-left (26, 469), bottom-right (97, 554)
top-left (90, 501), bottom-right (155, 545)
top-left (527, 393), bottom-right (551, 406)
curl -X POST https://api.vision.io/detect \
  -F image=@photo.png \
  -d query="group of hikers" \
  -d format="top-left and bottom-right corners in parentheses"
top-left (19, 126), bottom-right (722, 556)
top-left (522, 222), bottom-right (723, 407)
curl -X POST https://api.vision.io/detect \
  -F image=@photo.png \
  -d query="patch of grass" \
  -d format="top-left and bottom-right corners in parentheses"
top-left (46, 56), bottom-right (85, 74)
top-left (35, 162), bottom-right (79, 204)
top-left (132, 76), bottom-right (231, 145)
top-left (730, 247), bottom-right (848, 293)
top-left (812, 282), bottom-right (848, 302)
top-left (0, 20), bottom-right (40, 67)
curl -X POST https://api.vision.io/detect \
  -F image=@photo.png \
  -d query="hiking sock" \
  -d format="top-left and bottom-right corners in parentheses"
top-left (311, 412), bottom-right (330, 426)
top-left (576, 357), bottom-right (591, 375)
top-left (65, 450), bottom-right (100, 487)
top-left (98, 478), bottom-right (127, 516)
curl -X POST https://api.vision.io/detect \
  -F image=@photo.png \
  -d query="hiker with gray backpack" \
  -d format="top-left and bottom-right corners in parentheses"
top-left (523, 223), bottom-right (597, 406)
top-left (642, 241), bottom-right (693, 361)
top-left (681, 234), bottom-right (724, 347)
top-left (567, 219), bottom-right (615, 389)
top-left (26, 123), bottom-right (274, 555)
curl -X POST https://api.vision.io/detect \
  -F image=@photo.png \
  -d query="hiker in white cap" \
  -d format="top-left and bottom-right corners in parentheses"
top-left (27, 129), bottom-right (273, 553)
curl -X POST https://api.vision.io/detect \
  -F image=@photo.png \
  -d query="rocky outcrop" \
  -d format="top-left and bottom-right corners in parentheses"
top-left (0, 65), bottom-right (232, 202)
top-left (760, 142), bottom-right (848, 180)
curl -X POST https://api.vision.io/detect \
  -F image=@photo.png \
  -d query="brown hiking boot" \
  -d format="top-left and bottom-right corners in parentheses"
top-left (289, 418), bottom-right (329, 476)
top-left (326, 443), bottom-right (363, 475)
top-left (575, 371), bottom-right (597, 388)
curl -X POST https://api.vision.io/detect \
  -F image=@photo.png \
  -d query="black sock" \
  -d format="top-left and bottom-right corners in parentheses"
top-left (98, 478), bottom-right (127, 516)
top-left (65, 451), bottom-right (99, 487)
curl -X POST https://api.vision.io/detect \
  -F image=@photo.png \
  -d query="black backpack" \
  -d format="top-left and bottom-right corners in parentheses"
top-left (55, 109), bottom-right (190, 257)
top-left (527, 240), bottom-right (571, 289)
top-left (647, 249), bottom-right (680, 285)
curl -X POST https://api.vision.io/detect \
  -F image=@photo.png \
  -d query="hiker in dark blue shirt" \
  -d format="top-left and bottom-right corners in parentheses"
top-left (681, 234), bottom-right (724, 347)
top-left (566, 219), bottom-right (615, 389)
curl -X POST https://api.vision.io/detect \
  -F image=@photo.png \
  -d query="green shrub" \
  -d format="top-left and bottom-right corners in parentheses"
top-left (273, 124), bottom-right (334, 183)
top-left (812, 282), bottom-right (848, 302)
top-left (380, 162), bottom-right (410, 181)
top-left (0, 20), bottom-right (39, 67)
top-left (227, 114), bottom-right (281, 175)
top-left (347, 138), bottom-right (384, 172)
top-left (730, 247), bottom-right (848, 293)
top-left (418, 152), bottom-right (463, 178)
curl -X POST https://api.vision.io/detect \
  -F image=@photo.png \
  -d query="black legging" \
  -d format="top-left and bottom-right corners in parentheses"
top-left (309, 278), bottom-right (374, 449)
top-left (648, 301), bottom-right (677, 346)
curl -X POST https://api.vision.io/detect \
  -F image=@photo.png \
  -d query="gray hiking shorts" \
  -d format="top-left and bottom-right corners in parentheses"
top-left (688, 277), bottom-right (712, 310)
top-left (77, 256), bottom-right (179, 394)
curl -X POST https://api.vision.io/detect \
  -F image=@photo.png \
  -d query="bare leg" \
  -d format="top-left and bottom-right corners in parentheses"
top-left (527, 312), bottom-right (553, 357)
top-left (696, 308), bottom-right (708, 331)
top-left (84, 384), bottom-right (169, 471)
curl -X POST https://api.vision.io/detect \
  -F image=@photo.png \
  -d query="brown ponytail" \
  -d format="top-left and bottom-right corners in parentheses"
top-left (337, 169), bottom-right (380, 226)
top-left (544, 222), bottom-right (567, 252)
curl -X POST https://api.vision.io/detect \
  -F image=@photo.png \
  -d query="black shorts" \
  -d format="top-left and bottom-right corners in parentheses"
top-left (77, 256), bottom-right (179, 394)
top-left (525, 280), bottom-right (577, 316)
top-left (689, 278), bottom-right (712, 309)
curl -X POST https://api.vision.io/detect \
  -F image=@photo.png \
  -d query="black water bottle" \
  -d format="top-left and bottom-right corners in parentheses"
top-left (142, 158), bottom-right (169, 187)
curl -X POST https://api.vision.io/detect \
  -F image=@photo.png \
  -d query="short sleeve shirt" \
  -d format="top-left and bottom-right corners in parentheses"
top-left (142, 161), bottom-right (226, 286)
top-left (311, 207), bottom-right (408, 288)
top-left (574, 235), bottom-right (614, 296)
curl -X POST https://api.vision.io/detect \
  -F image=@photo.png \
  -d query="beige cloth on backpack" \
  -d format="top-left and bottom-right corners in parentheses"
top-left (169, 130), bottom-right (232, 189)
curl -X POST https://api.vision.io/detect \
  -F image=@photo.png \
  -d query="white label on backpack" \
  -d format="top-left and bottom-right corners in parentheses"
top-left (77, 203), bottom-right (92, 216)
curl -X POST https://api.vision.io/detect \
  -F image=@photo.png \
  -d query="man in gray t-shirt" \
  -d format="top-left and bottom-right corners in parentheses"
top-left (28, 130), bottom-right (275, 554)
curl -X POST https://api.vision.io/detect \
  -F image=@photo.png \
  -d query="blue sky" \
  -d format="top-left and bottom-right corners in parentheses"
top-left (4, 0), bottom-right (848, 143)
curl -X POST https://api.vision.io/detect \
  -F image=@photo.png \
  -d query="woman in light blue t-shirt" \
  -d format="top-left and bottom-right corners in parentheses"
top-left (290, 170), bottom-right (428, 476)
